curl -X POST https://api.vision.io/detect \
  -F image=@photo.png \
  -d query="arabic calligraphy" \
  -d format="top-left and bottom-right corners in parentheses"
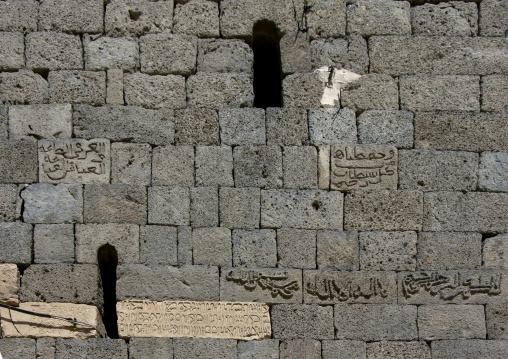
top-left (225, 270), bottom-right (300, 299)
top-left (306, 276), bottom-right (388, 301)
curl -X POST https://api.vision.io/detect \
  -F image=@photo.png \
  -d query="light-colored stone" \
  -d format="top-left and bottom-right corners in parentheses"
top-left (34, 224), bottom-right (75, 264)
top-left (318, 146), bottom-right (330, 190)
top-left (107, 69), bottom-right (124, 105)
top-left (411, 2), bottom-right (477, 36)
top-left (187, 73), bottom-right (253, 109)
top-left (479, 151), bottom-right (508, 192)
top-left (26, 32), bottom-right (83, 71)
top-left (48, 71), bottom-right (106, 106)
top-left (174, 0), bottom-right (219, 38)
top-left (482, 75), bottom-right (508, 112)
top-left (357, 110), bottom-right (414, 149)
top-left (341, 74), bottom-right (398, 113)
top-left (175, 108), bottom-right (219, 146)
top-left (85, 36), bottom-right (139, 71)
top-left (0, 32), bottom-right (24, 70)
top-left (195, 146), bottom-right (233, 186)
top-left (192, 227), bottom-right (232, 267)
top-left (198, 39), bottom-right (253, 74)
top-left (479, 0), bottom-right (508, 36)
top-left (0, 0), bottom-right (38, 32)
top-left (483, 234), bottom-right (508, 270)
top-left (309, 108), bottom-right (356, 146)
top-left (0, 71), bottom-right (48, 105)
top-left (39, 0), bottom-right (103, 33)
top-left (366, 341), bottom-right (430, 359)
top-left (347, 0), bottom-right (411, 36)
top-left (0, 263), bottom-right (19, 306)
top-left (111, 143), bottom-right (152, 186)
top-left (359, 231), bottom-right (417, 271)
top-left (124, 73), bottom-right (186, 109)
top-left (0, 222), bottom-right (32, 264)
top-left (148, 187), bottom-right (190, 226)
top-left (317, 230), bottom-right (358, 270)
top-left (152, 146), bottom-right (194, 186)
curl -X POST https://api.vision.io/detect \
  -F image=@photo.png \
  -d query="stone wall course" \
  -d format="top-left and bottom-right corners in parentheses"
top-left (280, 32), bottom-right (311, 75)
top-left (481, 75), bottom-right (508, 113)
top-left (366, 341), bottom-right (430, 359)
top-left (411, 2), bottom-right (477, 36)
top-left (111, 143), bottom-right (152, 185)
top-left (0, 338), bottom-right (36, 359)
top-left (54, 338), bottom-right (128, 359)
top-left (129, 338), bottom-right (173, 359)
top-left (219, 108), bottom-right (265, 145)
top-left (175, 108), bottom-right (219, 146)
top-left (26, 32), bottom-right (83, 71)
top-left (39, 0), bottom-right (104, 34)
top-left (322, 340), bottom-right (366, 359)
top-left (277, 228), bottom-right (316, 269)
top-left (48, 71), bottom-right (106, 106)
top-left (197, 39), bottom-right (253, 74)
top-left (0, 71), bottom-right (49, 105)
top-left (0, 263), bottom-right (20, 306)
top-left (479, 0), bottom-right (508, 36)
top-left (174, 0), bottom-right (219, 38)
top-left (238, 340), bottom-right (279, 359)
top-left (280, 339), bottom-right (321, 359)
top-left (139, 225), bottom-right (178, 265)
top-left (308, 108), bottom-right (357, 146)
top-left (283, 146), bottom-right (318, 189)
top-left (0, 140), bottom-right (38, 183)
top-left (152, 145), bottom-right (194, 186)
top-left (219, 187), bottom-right (260, 229)
top-left (34, 224), bottom-right (75, 264)
top-left (282, 73), bottom-right (323, 109)
top-left (0, 104), bottom-right (7, 139)
top-left (341, 73), bottom-right (399, 113)
top-left (84, 36), bottom-right (139, 71)
top-left (148, 186), bottom-right (190, 225)
top-left (0, 184), bottom-right (18, 222)
top-left (347, 0), bottom-right (411, 36)
top-left (483, 233), bottom-right (508, 270)
top-left (0, 0), bottom-right (38, 33)
top-left (272, 304), bottom-right (334, 339)
top-left (0, 222), bottom-right (32, 264)
top-left (357, 110), bottom-right (414, 149)
top-left (232, 229), bottom-right (277, 267)
top-left (266, 108), bottom-right (308, 146)
top-left (486, 304), bottom-right (508, 339)
top-left (479, 151), bottom-right (508, 192)
top-left (316, 230), bottom-right (358, 270)
top-left (173, 338), bottom-right (236, 359)
top-left (0, 32), bottom-right (24, 71)
top-left (359, 231), bottom-right (417, 271)
top-left (432, 340), bottom-right (508, 359)
top-left (234, 145), bottom-right (283, 189)
top-left (192, 227), bottom-right (232, 267)
top-left (124, 73), bottom-right (186, 109)
top-left (9, 104), bottom-right (72, 140)
top-left (190, 187), bottom-right (219, 227)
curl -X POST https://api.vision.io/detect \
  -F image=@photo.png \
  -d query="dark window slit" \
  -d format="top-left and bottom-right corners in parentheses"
top-left (97, 243), bottom-right (119, 339)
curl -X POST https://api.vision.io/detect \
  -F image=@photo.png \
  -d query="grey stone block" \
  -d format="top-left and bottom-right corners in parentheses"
top-left (411, 2), bottom-right (477, 36)
top-left (20, 264), bottom-right (102, 308)
top-left (282, 73), bottom-right (322, 109)
top-left (39, 0), bottom-right (103, 33)
top-left (317, 230), bottom-right (358, 270)
top-left (423, 192), bottom-right (508, 232)
top-left (175, 108), bottom-right (219, 145)
top-left (0, 222), bottom-right (32, 264)
top-left (482, 75), bottom-right (508, 112)
top-left (418, 305), bottom-right (486, 340)
top-left (152, 146), bottom-right (194, 186)
top-left (219, 187), bottom-right (260, 229)
top-left (0, 338), bottom-right (36, 359)
top-left (344, 191), bottom-right (423, 231)
top-left (272, 304), bottom-right (334, 339)
top-left (0, 0), bottom-right (38, 32)
top-left (366, 341), bottom-right (430, 359)
top-left (219, 108), bottom-right (265, 146)
top-left (417, 232), bottom-right (482, 270)
top-left (177, 226), bottom-right (192, 265)
top-left (140, 33), bottom-right (197, 76)
top-left (479, 0), bottom-right (508, 36)
top-left (74, 105), bottom-right (175, 145)
top-left (359, 231), bottom-right (417, 271)
top-left (483, 233), bottom-right (508, 269)
top-left (238, 340), bottom-right (279, 359)
top-left (347, 0), bottom-right (410, 36)
top-left (111, 143), bottom-right (152, 186)
top-left (283, 146), bottom-right (317, 189)
top-left (280, 340), bottom-right (320, 359)
top-left (266, 108), bottom-right (308, 146)
top-left (307, 0), bottom-right (347, 39)
top-left (37, 337), bottom-right (55, 359)
top-left (335, 304), bottom-right (417, 341)
top-left (0, 71), bottom-right (48, 105)
top-left (322, 340), bottom-right (366, 359)
top-left (26, 32), bottom-right (82, 71)
top-left (195, 146), bottom-right (233, 187)
top-left (234, 146), bottom-right (282, 189)
top-left (192, 227), bottom-right (231, 267)
top-left (280, 32), bottom-right (311, 75)
top-left (34, 224), bottom-right (75, 264)
top-left (0, 184), bottom-right (18, 222)
top-left (197, 39), bottom-right (253, 74)
top-left (357, 110), bottom-right (414, 149)
top-left (9, 104), bottom-right (72, 140)
top-left (479, 151), bottom-right (508, 192)
top-left (84, 36), bottom-right (139, 71)
top-left (75, 223), bottom-right (139, 264)
top-left (124, 73), bottom-right (186, 109)
top-left (0, 140), bottom-right (37, 183)
top-left (0, 104), bottom-right (7, 139)
top-left (21, 184), bottom-right (83, 223)
top-left (173, 338), bottom-right (236, 359)
top-left (277, 228), bottom-right (316, 269)
top-left (148, 186), bottom-right (190, 226)
top-left (139, 225), bottom-right (178, 265)
top-left (106, 69), bottom-right (124, 105)
top-left (341, 74), bottom-right (398, 113)
top-left (84, 184), bottom-right (147, 224)
top-left (308, 108), bottom-right (357, 146)
top-left (174, 0), bottom-right (219, 38)
top-left (187, 73), bottom-right (253, 109)
top-left (105, 0), bottom-right (173, 37)
top-left (432, 340), bottom-right (508, 359)
top-left (48, 71), bottom-right (106, 106)
top-left (0, 32), bottom-right (24, 70)
top-left (54, 338), bottom-right (128, 359)
top-left (232, 229), bottom-right (276, 267)
top-left (486, 304), bottom-right (508, 339)
top-left (129, 338), bottom-right (173, 359)
top-left (116, 264), bottom-right (219, 301)
top-left (191, 187), bottom-right (218, 228)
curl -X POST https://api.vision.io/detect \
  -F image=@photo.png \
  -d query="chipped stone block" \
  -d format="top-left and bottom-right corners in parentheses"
top-left (174, 0), bottom-right (219, 38)
top-left (34, 224), bottom-right (75, 264)
top-left (48, 71), bottom-right (106, 106)
top-left (307, 0), bottom-right (346, 39)
top-left (75, 223), bottom-right (139, 264)
top-left (105, 0), bottom-right (173, 37)
top-left (219, 108), bottom-right (265, 145)
top-left (117, 264), bottom-right (219, 301)
top-left (308, 108), bottom-right (356, 146)
top-left (0, 338), bottom-right (36, 359)
top-left (0, 184), bottom-right (18, 222)
top-left (148, 186), bottom-right (190, 225)
top-left (272, 304), bottom-right (333, 339)
top-left (84, 184), bottom-right (147, 224)
top-left (277, 229), bottom-right (316, 269)
top-left (140, 33), bottom-right (197, 76)
top-left (219, 187), bottom-right (260, 229)
top-left (198, 39), bottom-right (253, 74)
top-left (357, 110), bottom-right (414, 149)
top-left (238, 340), bottom-right (279, 359)
top-left (0, 140), bottom-right (37, 183)
top-left (111, 143), bottom-right (151, 186)
top-left (26, 32), bottom-right (82, 71)
top-left (486, 304), bottom-right (508, 339)
top-left (234, 146), bottom-right (282, 189)
top-left (187, 73), bottom-right (253, 109)
top-left (341, 74), bottom-right (398, 113)
top-left (283, 146), bottom-right (317, 189)
top-left (432, 340), bottom-right (508, 359)
top-left (479, 0), bottom-right (508, 36)
top-left (359, 231), bottom-right (417, 271)
top-left (152, 146), bottom-right (194, 186)
top-left (37, 337), bottom-right (55, 359)
top-left (418, 232), bottom-right (482, 270)
top-left (366, 341), bottom-right (430, 359)
top-left (232, 229), bottom-right (276, 267)
top-left (85, 36), bottom-right (139, 71)
top-left (175, 108), bottom-right (219, 145)
top-left (195, 146), bottom-right (233, 187)
top-left (54, 338), bottom-right (128, 359)
top-left (39, 0), bottom-right (103, 33)
top-left (482, 75), bottom-right (508, 112)
top-left (1, 302), bottom-right (104, 339)
top-left (280, 32), bottom-right (311, 75)
top-left (177, 226), bottom-right (192, 265)
top-left (0, 1), bottom-right (38, 32)
top-left (192, 227), bottom-right (231, 267)
top-left (322, 340), bottom-right (366, 359)
top-left (0, 223), bottom-right (32, 264)
top-left (347, 0), bottom-right (410, 36)
top-left (124, 73), bottom-right (186, 109)
top-left (317, 230), bottom-right (358, 271)
top-left (139, 225), bottom-right (178, 265)
top-left (129, 338), bottom-right (173, 359)
top-left (479, 151), bottom-right (508, 192)
top-left (190, 187), bottom-right (218, 228)
top-left (9, 104), bottom-right (72, 140)
top-left (280, 340), bottom-right (320, 359)
top-left (0, 263), bottom-right (19, 306)
top-left (0, 71), bottom-right (48, 105)
top-left (173, 338), bottom-right (236, 359)
top-left (282, 73), bottom-right (322, 109)
top-left (0, 32), bottom-right (24, 70)
top-left (483, 233), bottom-right (508, 270)
top-left (266, 108), bottom-right (308, 146)
top-left (107, 69), bottom-right (124, 105)
top-left (411, 2), bottom-right (477, 36)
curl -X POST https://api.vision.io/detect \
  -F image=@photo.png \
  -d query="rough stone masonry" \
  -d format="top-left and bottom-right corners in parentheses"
top-left (0, 0), bottom-right (507, 358)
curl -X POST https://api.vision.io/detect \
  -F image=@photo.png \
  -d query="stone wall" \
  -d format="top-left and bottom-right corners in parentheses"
top-left (0, 0), bottom-right (508, 358)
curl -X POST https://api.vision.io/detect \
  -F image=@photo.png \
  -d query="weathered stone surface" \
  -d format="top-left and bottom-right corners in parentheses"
top-left (280, 340), bottom-right (320, 359)
top-left (38, 139), bottom-right (110, 184)
top-left (423, 192), bottom-right (508, 232)
top-left (307, 0), bottom-right (347, 39)
top-left (140, 33), bottom-right (197, 76)
top-left (234, 146), bottom-right (282, 189)
top-left (0, 223), bottom-right (32, 264)
top-left (0, 71), bottom-right (48, 105)
top-left (322, 340), bottom-right (366, 359)
top-left (366, 341), bottom-right (430, 359)
top-left (111, 143), bottom-right (152, 185)
top-left (116, 264), bottom-right (219, 301)
top-left (359, 231), bottom-right (416, 271)
top-left (411, 2), bottom-right (477, 36)
top-left (341, 74), bottom-right (398, 113)
top-left (357, 110), bottom-right (413, 148)
top-left (219, 108), bottom-right (265, 145)
top-left (85, 37), bottom-right (139, 71)
top-left (187, 73), bottom-right (253, 109)
top-left (125, 73), bottom-right (186, 109)
top-left (417, 232), bottom-right (482, 270)
top-left (0, 104), bottom-right (7, 139)
top-left (232, 229), bottom-right (276, 267)
top-left (148, 186), bottom-right (190, 226)
top-left (483, 234), bottom-right (508, 270)
top-left (318, 147), bottom-right (330, 190)
top-left (479, 0), bottom-right (508, 36)
top-left (266, 108), bottom-right (308, 146)
top-left (308, 108), bottom-right (357, 146)
top-left (418, 305), bottom-right (486, 340)
top-left (283, 146), bottom-right (317, 189)
top-left (107, 69), bottom-right (124, 105)
top-left (129, 338), bottom-right (173, 359)
top-left (192, 227), bottom-right (232, 267)
top-left (174, 0), bottom-right (219, 37)
top-left (190, 187), bottom-right (218, 228)
top-left (238, 340), bottom-right (279, 359)
top-left (0, 184), bottom-right (19, 222)
top-left (197, 39), bottom-right (253, 74)
top-left (105, 0), bottom-right (173, 37)
top-left (486, 304), bottom-right (508, 339)
top-left (282, 73), bottom-right (323, 109)
top-left (139, 225), bottom-right (178, 265)
top-left (34, 224), bottom-right (75, 264)
top-left (196, 146), bottom-right (233, 186)
top-left (48, 71), bottom-right (106, 106)
top-left (277, 229), bottom-right (316, 269)
top-left (347, 0), bottom-right (410, 36)
top-left (0, 0), bottom-right (38, 32)
top-left (272, 304), bottom-right (333, 339)
top-left (220, 267), bottom-right (302, 303)
top-left (0, 32), bottom-right (24, 70)
top-left (26, 32), bottom-right (82, 71)
top-left (173, 338), bottom-right (236, 359)
top-left (479, 151), bottom-right (508, 192)
top-left (177, 226), bottom-right (192, 265)
top-left (432, 340), bottom-right (508, 359)
top-left (482, 75), bottom-right (508, 112)
top-left (54, 338), bottom-right (128, 359)
top-left (219, 187), bottom-right (260, 229)
top-left (39, 0), bottom-right (103, 33)
top-left (0, 263), bottom-right (19, 305)
top-left (152, 146), bottom-right (194, 186)
top-left (1, 302), bottom-right (104, 339)
top-left (344, 191), bottom-right (423, 231)
top-left (20, 264), bottom-right (102, 308)
top-left (175, 108), bottom-right (219, 146)
top-left (0, 338), bottom-right (36, 359)
top-left (280, 32), bottom-right (311, 75)
top-left (0, 140), bottom-right (38, 183)
top-left (262, 190), bottom-right (343, 230)
top-left (317, 230), bottom-right (358, 271)
top-left (37, 337), bottom-right (55, 359)
top-left (118, 300), bottom-right (270, 340)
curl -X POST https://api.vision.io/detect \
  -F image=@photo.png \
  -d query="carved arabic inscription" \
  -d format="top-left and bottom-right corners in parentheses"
top-left (225, 270), bottom-right (300, 299)
top-left (117, 300), bottom-right (271, 340)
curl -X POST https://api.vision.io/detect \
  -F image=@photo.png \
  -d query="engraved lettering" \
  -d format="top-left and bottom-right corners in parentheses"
top-left (225, 270), bottom-right (300, 299)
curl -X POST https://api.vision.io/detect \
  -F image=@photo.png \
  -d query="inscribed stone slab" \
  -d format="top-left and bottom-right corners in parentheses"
top-left (0, 263), bottom-right (19, 306)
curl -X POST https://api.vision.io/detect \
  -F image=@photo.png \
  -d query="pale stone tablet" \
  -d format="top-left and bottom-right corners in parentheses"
top-left (0, 263), bottom-right (19, 306)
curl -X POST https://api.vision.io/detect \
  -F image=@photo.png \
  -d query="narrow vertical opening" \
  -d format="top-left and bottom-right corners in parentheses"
top-left (252, 20), bottom-right (283, 108)
top-left (98, 244), bottom-right (118, 338)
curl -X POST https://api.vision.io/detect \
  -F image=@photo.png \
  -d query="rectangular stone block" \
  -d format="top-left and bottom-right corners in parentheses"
top-left (39, 0), bottom-right (103, 33)
top-left (26, 32), bottom-right (83, 71)
top-left (0, 338), bottom-right (36, 359)
top-left (48, 71), bottom-right (106, 106)
top-left (280, 340), bottom-right (320, 359)
top-left (106, 69), bottom-right (124, 105)
top-left (280, 32), bottom-right (311, 75)
top-left (486, 304), bottom-right (508, 339)
top-left (129, 338), bottom-right (172, 359)
top-left (10, 104), bottom-right (72, 140)
top-left (38, 139), bottom-right (110, 183)
top-left (317, 230), bottom-right (358, 271)
top-left (479, 0), bottom-right (508, 36)
top-left (234, 146), bottom-right (282, 189)
top-left (85, 36), bottom-right (139, 71)
top-left (309, 108), bottom-right (357, 146)
top-left (0, 71), bottom-right (48, 105)
top-left (192, 227), bottom-right (232, 267)
top-left (398, 270), bottom-right (508, 304)
top-left (173, 338), bottom-right (236, 359)
top-left (411, 2), bottom-right (477, 36)
top-left (344, 190), bottom-right (423, 231)
top-left (219, 108), bottom-right (265, 145)
top-left (152, 145), bottom-right (194, 186)
top-left (232, 229), bottom-right (276, 267)
top-left (195, 146), bottom-right (233, 186)
top-left (483, 234), bottom-right (508, 270)
top-left (0, 184), bottom-right (19, 222)
top-left (266, 108), bottom-right (308, 146)
top-left (359, 231), bottom-right (417, 271)
top-left (177, 226), bottom-right (192, 265)
top-left (34, 224), bottom-right (75, 264)
top-left (0, 32), bottom-right (24, 70)
top-left (282, 73), bottom-right (323, 109)
top-left (277, 229), bottom-right (316, 269)
top-left (175, 108), bottom-right (219, 146)
top-left (0, 140), bottom-right (38, 183)
top-left (481, 75), bottom-right (508, 112)
top-left (272, 304), bottom-right (333, 340)
top-left (341, 74), bottom-right (399, 112)
top-left (347, 0), bottom-right (410, 36)
top-left (219, 187), bottom-right (260, 229)
top-left (0, 263), bottom-right (19, 305)
top-left (304, 270), bottom-right (397, 304)
top-left (0, 223), bottom-right (32, 264)
top-left (1, 302), bottom-right (104, 339)
top-left (322, 340), bottom-right (366, 359)
top-left (117, 300), bottom-right (270, 340)
top-left (187, 73), bottom-right (253, 109)
top-left (190, 187), bottom-right (218, 228)
top-left (36, 337), bottom-right (55, 359)
top-left (0, 104), bottom-right (7, 139)
top-left (261, 190), bottom-right (344, 230)
top-left (140, 225), bottom-right (177, 265)
top-left (331, 145), bottom-right (397, 191)
top-left (318, 146), bottom-right (330, 190)
top-left (357, 110), bottom-right (414, 149)
top-left (54, 338), bottom-right (128, 359)
top-left (432, 340), bottom-right (508, 359)
top-left (148, 186), bottom-right (190, 226)
top-left (238, 340), bottom-right (279, 359)
top-left (125, 73), bottom-right (186, 109)
top-left (307, 0), bottom-right (346, 39)
top-left (174, 0), bottom-right (219, 37)
top-left (198, 39), bottom-right (253, 74)
top-left (220, 267), bottom-right (302, 304)
top-left (111, 143), bottom-right (152, 186)
top-left (116, 264), bottom-right (219, 301)
top-left (366, 342), bottom-right (430, 359)
top-left (0, 0), bottom-right (38, 32)
top-left (283, 146), bottom-right (318, 189)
